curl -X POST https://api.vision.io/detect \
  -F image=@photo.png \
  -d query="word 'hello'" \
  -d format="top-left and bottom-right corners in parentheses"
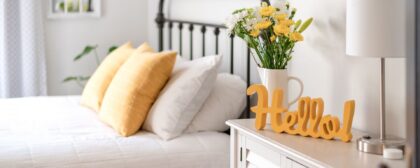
top-left (247, 84), bottom-right (355, 142)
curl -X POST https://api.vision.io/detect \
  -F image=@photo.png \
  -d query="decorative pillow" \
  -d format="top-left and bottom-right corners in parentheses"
top-left (186, 73), bottom-right (247, 133)
top-left (142, 55), bottom-right (222, 140)
top-left (99, 50), bottom-right (177, 137)
top-left (80, 42), bottom-right (153, 112)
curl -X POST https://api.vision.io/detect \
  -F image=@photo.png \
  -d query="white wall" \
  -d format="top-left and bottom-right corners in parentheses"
top-left (43, 0), bottom-right (149, 95)
top-left (147, 0), bottom-right (407, 138)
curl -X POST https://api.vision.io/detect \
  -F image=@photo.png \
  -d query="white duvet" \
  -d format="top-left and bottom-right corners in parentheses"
top-left (0, 96), bottom-right (229, 168)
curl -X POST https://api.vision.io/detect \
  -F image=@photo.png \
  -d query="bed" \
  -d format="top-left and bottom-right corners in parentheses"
top-left (0, 0), bottom-right (266, 167)
top-left (0, 96), bottom-right (229, 168)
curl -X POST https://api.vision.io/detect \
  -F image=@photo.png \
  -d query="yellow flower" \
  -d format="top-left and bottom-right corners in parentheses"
top-left (274, 13), bottom-right (287, 22)
top-left (270, 35), bottom-right (276, 42)
top-left (280, 19), bottom-right (294, 27)
top-left (290, 32), bottom-right (304, 41)
top-left (254, 20), bottom-right (272, 30)
top-left (259, 5), bottom-right (276, 17)
top-left (250, 29), bottom-right (260, 37)
top-left (273, 24), bottom-right (290, 36)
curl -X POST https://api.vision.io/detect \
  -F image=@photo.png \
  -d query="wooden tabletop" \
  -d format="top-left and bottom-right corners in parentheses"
top-left (226, 119), bottom-right (408, 168)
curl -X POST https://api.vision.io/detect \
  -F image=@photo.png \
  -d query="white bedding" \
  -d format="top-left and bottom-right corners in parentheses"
top-left (0, 96), bottom-right (229, 168)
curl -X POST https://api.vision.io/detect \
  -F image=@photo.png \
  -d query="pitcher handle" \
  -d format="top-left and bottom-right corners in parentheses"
top-left (287, 76), bottom-right (304, 106)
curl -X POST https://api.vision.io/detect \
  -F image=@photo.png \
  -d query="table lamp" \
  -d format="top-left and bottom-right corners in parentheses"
top-left (346, 0), bottom-right (406, 155)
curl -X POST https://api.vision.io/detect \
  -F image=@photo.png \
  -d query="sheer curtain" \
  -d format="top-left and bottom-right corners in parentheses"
top-left (0, 0), bottom-right (47, 98)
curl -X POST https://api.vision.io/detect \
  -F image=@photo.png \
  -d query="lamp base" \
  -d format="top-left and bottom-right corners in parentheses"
top-left (356, 135), bottom-right (405, 155)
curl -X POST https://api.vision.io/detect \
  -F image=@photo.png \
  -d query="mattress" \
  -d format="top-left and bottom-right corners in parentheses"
top-left (0, 96), bottom-right (229, 168)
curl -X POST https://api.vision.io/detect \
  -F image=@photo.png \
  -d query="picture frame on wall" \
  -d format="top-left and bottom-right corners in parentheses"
top-left (48, 0), bottom-right (101, 19)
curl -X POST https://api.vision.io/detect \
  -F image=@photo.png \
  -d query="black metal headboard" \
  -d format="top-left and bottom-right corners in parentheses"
top-left (155, 0), bottom-right (269, 118)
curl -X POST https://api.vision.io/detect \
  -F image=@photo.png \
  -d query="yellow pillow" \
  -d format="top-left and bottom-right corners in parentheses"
top-left (99, 50), bottom-right (177, 137)
top-left (80, 42), bottom-right (153, 112)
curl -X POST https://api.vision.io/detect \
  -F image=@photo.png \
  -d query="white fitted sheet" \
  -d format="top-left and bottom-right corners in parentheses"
top-left (0, 96), bottom-right (229, 168)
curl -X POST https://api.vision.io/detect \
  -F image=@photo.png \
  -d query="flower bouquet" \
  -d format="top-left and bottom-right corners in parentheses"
top-left (226, 1), bottom-right (312, 69)
top-left (226, 1), bottom-right (312, 111)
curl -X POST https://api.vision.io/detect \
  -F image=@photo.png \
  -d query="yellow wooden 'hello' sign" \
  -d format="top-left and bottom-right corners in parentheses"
top-left (247, 84), bottom-right (355, 142)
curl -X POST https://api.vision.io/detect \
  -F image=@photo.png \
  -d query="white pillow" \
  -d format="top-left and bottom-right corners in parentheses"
top-left (186, 73), bottom-right (247, 133)
top-left (142, 55), bottom-right (222, 140)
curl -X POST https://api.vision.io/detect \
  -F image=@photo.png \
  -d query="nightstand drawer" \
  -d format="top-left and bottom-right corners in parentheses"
top-left (244, 134), bottom-right (284, 167)
top-left (242, 133), bottom-right (310, 168)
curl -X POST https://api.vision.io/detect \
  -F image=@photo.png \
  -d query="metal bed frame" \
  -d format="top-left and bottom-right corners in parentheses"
top-left (155, 0), bottom-right (269, 118)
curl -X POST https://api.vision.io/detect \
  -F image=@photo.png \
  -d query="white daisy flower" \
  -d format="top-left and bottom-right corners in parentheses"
top-left (225, 10), bottom-right (251, 34)
top-left (244, 18), bottom-right (258, 31)
top-left (272, 0), bottom-right (290, 15)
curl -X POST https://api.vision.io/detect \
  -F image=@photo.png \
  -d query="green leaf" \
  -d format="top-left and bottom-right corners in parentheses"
top-left (74, 45), bottom-right (97, 61)
top-left (108, 46), bottom-right (118, 54)
top-left (78, 76), bottom-right (91, 81)
top-left (298, 18), bottom-right (313, 33)
top-left (294, 20), bottom-right (302, 30)
top-left (244, 36), bottom-right (254, 48)
top-left (59, 2), bottom-right (65, 11)
top-left (62, 76), bottom-right (78, 83)
top-left (62, 76), bottom-right (90, 83)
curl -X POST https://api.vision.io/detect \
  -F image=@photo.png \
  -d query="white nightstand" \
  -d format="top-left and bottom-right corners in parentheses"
top-left (226, 119), bottom-right (407, 168)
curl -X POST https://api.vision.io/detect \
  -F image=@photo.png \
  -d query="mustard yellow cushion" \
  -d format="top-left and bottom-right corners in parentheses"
top-left (99, 50), bottom-right (177, 137)
top-left (80, 42), bottom-right (153, 112)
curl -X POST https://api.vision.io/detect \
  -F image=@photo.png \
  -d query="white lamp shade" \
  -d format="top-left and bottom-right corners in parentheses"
top-left (346, 0), bottom-right (405, 58)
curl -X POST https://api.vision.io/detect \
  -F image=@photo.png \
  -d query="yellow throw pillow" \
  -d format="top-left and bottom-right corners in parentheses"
top-left (99, 50), bottom-right (177, 137)
top-left (80, 42), bottom-right (153, 112)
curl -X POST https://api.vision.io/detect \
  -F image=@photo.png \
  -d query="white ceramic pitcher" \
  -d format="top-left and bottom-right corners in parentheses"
top-left (257, 67), bottom-right (304, 109)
